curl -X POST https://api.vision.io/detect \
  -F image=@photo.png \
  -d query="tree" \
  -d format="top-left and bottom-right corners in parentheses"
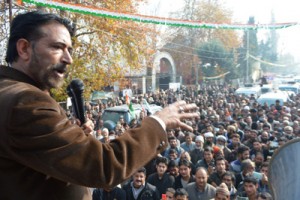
top-left (0, 0), bottom-right (157, 102)
top-left (161, 0), bottom-right (240, 84)
top-left (197, 40), bottom-right (236, 82)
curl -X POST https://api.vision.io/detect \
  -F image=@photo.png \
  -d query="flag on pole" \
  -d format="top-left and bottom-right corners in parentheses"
top-left (128, 101), bottom-right (135, 119)
top-left (125, 92), bottom-right (130, 105)
top-left (125, 92), bottom-right (135, 119)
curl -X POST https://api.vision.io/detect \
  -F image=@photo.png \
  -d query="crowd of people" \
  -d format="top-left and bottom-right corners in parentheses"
top-left (3, 9), bottom-right (297, 200)
top-left (1, 10), bottom-right (201, 200)
top-left (85, 83), bottom-right (300, 200)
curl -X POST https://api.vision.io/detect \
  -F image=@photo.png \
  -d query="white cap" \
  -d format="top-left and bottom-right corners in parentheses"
top-left (204, 132), bottom-right (214, 138)
top-left (195, 135), bottom-right (204, 143)
top-left (244, 106), bottom-right (250, 110)
top-left (216, 135), bottom-right (227, 142)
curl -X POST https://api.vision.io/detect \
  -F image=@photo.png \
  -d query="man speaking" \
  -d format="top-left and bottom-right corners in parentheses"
top-left (0, 11), bottom-right (198, 200)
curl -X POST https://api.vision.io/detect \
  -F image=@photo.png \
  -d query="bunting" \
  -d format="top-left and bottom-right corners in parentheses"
top-left (19, 0), bottom-right (298, 30)
top-left (203, 72), bottom-right (230, 80)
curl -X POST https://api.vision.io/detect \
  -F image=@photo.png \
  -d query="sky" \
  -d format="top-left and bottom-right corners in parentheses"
top-left (141, 0), bottom-right (300, 61)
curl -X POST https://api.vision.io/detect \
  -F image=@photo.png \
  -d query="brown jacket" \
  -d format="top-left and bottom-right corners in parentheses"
top-left (0, 66), bottom-right (168, 200)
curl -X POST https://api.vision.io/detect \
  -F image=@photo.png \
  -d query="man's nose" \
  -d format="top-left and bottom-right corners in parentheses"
top-left (62, 50), bottom-right (73, 64)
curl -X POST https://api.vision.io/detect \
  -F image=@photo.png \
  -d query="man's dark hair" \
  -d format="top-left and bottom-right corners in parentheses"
top-left (221, 171), bottom-right (235, 183)
top-left (204, 146), bottom-right (214, 154)
top-left (231, 133), bottom-right (240, 139)
top-left (174, 188), bottom-right (188, 197)
top-left (168, 160), bottom-right (178, 168)
top-left (241, 159), bottom-right (253, 171)
top-left (237, 145), bottom-right (249, 154)
top-left (6, 10), bottom-right (75, 64)
top-left (215, 156), bottom-right (225, 164)
top-left (178, 159), bottom-right (191, 168)
top-left (135, 167), bottom-right (146, 175)
top-left (256, 192), bottom-right (273, 200)
top-left (261, 162), bottom-right (269, 168)
top-left (168, 136), bottom-right (177, 142)
top-left (262, 123), bottom-right (271, 129)
top-left (252, 138), bottom-right (260, 144)
top-left (184, 131), bottom-right (194, 138)
top-left (244, 176), bottom-right (258, 185)
top-left (169, 149), bottom-right (177, 155)
top-left (155, 156), bottom-right (169, 166)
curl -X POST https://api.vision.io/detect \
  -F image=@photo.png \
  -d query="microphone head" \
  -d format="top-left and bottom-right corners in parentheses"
top-left (69, 79), bottom-right (84, 93)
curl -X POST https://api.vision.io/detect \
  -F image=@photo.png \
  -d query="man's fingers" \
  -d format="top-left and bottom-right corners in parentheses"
top-left (178, 121), bottom-right (193, 132)
top-left (183, 103), bottom-right (198, 111)
top-left (174, 102), bottom-right (198, 113)
top-left (179, 112), bottom-right (199, 120)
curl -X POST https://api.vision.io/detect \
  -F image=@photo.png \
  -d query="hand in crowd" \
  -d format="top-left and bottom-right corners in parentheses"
top-left (261, 173), bottom-right (269, 185)
top-left (154, 100), bottom-right (199, 132)
top-left (82, 119), bottom-right (95, 135)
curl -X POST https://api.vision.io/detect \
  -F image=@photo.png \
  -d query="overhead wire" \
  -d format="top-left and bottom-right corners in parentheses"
top-left (76, 21), bottom-right (248, 60)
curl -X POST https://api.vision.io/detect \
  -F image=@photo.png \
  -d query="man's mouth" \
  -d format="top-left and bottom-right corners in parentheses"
top-left (54, 68), bottom-right (67, 77)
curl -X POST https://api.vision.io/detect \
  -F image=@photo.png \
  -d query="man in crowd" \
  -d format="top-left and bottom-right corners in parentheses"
top-left (174, 159), bottom-right (195, 189)
top-left (122, 167), bottom-right (160, 200)
top-left (0, 11), bottom-right (198, 199)
top-left (168, 160), bottom-right (180, 178)
top-left (180, 132), bottom-right (196, 152)
top-left (185, 167), bottom-right (216, 199)
top-left (92, 185), bottom-right (126, 200)
top-left (214, 183), bottom-right (230, 200)
top-left (189, 135), bottom-right (204, 165)
top-left (164, 136), bottom-right (185, 158)
top-left (165, 188), bottom-right (175, 200)
top-left (195, 146), bottom-right (215, 171)
top-left (230, 145), bottom-right (250, 174)
top-left (221, 172), bottom-right (237, 200)
top-left (147, 156), bottom-right (175, 197)
top-left (216, 135), bottom-right (232, 161)
top-left (237, 177), bottom-right (259, 200)
top-left (173, 188), bottom-right (189, 200)
top-left (208, 156), bottom-right (227, 187)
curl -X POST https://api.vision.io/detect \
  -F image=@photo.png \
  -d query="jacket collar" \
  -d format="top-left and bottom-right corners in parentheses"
top-left (0, 65), bottom-right (40, 89)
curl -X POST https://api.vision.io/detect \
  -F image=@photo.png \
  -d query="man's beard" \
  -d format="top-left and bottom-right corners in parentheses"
top-left (216, 143), bottom-right (224, 150)
top-left (30, 55), bottom-right (66, 89)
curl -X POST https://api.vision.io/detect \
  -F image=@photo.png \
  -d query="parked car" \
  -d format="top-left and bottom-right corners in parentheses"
top-left (235, 85), bottom-right (261, 98)
top-left (260, 84), bottom-right (274, 94)
top-left (257, 91), bottom-right (293, 106)
top-left (140, 99), bottom-right (163, 115)
top-left (278, 82), bottom-right (300, 94)
top-left (102, 104), bottom-right (142, 131)
top-left (102, 101), bottom-right (162, 131)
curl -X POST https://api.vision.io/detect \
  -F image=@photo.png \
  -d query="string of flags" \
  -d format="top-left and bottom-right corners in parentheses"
top-left (18, 0), bottom-right (298, 30)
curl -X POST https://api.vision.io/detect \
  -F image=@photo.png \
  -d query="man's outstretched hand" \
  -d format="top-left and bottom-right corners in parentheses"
top-left (154, 100), bottom-right (199, 132)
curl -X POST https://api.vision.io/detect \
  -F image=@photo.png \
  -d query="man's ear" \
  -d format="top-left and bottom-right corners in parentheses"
top-left (16, 39), bottom-right (31, 61)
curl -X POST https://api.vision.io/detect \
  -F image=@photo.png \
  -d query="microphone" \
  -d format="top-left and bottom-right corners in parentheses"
top-left (67, 79), bottom-right (86, 125)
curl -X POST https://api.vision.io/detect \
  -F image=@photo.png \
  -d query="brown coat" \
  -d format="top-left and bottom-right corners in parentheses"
top-left (0, 66), bottom-right (168, 200)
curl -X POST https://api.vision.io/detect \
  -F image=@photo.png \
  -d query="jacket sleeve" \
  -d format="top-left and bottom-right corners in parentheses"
top-left (4, 87), bottom-right (168, 188)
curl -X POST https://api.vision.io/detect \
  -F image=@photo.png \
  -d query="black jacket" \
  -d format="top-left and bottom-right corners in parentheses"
top-left (93, 187), bottom-right (126, 200)
top-left (122, 182), bottom-right (160, 200)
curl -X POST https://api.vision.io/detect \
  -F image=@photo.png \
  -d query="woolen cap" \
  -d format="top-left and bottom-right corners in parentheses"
top-left (195, 135), bottom-right (204, 143)
top-left (204, 132), bottom-right (214, 138)
top-left (216, 135), bottom-right (227, 142)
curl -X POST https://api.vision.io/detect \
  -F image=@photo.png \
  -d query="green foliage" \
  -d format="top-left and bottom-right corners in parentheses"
top-left (162, 0), bottom-right (240, 84)
top-left (197, 40), bottom-right (237, 80)
top-left (1, 0), bottom-right (157, 102)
